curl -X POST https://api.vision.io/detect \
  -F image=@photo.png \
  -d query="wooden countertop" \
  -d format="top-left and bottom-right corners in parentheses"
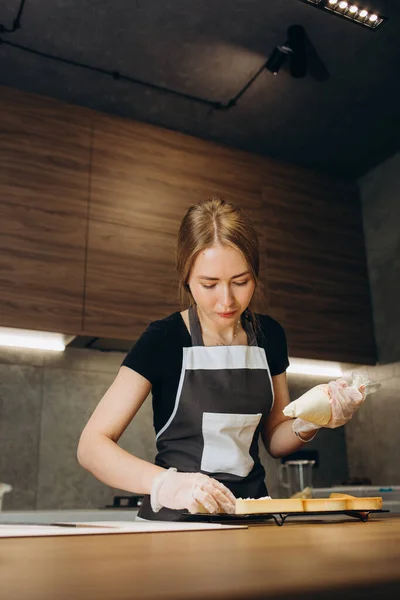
top-left (1, 514), bottom-right (400, 600)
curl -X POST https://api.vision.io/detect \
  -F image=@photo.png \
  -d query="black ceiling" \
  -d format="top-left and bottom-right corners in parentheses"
top-left (0, 0), bottom-right (399, 178)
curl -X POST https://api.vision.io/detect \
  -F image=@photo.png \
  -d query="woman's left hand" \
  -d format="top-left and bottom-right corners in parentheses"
top-left (324, 378), bottom-right (366, 428)
top-left (293, 377), bottom-right (367, 437)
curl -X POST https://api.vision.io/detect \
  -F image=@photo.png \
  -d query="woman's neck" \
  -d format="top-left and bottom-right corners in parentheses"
top-left (196, 306), bottom-right (242, 345)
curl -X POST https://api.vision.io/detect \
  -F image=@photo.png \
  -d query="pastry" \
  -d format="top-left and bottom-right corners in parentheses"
top-left (329, 493), bottom-right (382, 511)
top-left (302, 498), bottom-right (347, 512)
top-left (236, 496), bottom-right (304, 514)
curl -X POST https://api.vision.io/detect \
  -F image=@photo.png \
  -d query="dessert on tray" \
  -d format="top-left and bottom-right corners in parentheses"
top-left (235, 496), bottom-right (304, 514)
top-left (328, 493), bottom-right (382, 511)
top-left (234, 493), bottom-right (382, 514)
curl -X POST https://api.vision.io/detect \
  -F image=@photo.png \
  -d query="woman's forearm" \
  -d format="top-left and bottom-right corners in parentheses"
top-left (266, 419), bottom-right (319, 458)
top-left (77, 433), bottom-right (164, 495)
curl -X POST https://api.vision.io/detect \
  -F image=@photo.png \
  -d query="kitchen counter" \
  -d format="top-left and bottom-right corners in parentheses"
top-left (1, 514), bottom-right (400, 599)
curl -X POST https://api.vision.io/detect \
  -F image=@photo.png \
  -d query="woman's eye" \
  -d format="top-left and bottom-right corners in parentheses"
top-left (202, 284), bottom-right (217, 290)
top-left (234, 280), bottom-right (249, 286)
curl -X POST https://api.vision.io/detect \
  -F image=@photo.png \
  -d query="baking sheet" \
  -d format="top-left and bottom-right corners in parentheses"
top-left (182, 509), bottom-right (388, 525)
top-left (0, 520), bottom-right (246, 538)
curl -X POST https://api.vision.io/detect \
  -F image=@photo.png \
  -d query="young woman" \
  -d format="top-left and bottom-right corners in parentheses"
top-left (77, 197), bottom-right (364, 521)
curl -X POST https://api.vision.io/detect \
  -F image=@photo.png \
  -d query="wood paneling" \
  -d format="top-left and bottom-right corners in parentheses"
top-left (0, 87), bottom-right (91, 216)
top-left (0, 203), bottom-right (87, 333)
top-left (88, 113), bottom-right (266, 228)
top-left (262, 176), bottom-right (376, 364)
top-left (0, 87), bottom-right (376, 362)
top-left (0, 87), bottom-right (91, 333)
top-left (83, 217), bottom-right (179, 338)
top-left (83, 113), bottom-right (270, 337)
top-left (85, 112), bottom-right (375, 363)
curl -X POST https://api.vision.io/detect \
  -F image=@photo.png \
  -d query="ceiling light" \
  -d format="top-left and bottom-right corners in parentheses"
top-left (0, 327), bottom-right (73, 352)
top-left (298, 1), bottom-right (387, 30)
top-left (265, 25), bottom-right (329, 81)
top-left (287, 358), bottom-right (343, 377)
top-left (265, 45), bottom-right (293, 75)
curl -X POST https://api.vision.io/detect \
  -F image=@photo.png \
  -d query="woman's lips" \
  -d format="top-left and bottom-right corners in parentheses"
top-left (218, 311), bottom-right (237, 318)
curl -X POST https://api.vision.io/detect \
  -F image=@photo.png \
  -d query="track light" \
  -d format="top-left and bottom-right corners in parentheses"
top-left (298, 0), bottom-right (387, 30)
top-left (265, 45), bottom-right (293, 75)
top-left (265, 25), bottom-right (329, 81)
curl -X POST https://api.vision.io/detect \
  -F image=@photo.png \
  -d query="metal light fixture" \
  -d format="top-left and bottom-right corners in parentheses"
top-left (265, 45), bottom-right (293, 75)
top-left (266, 25), bottom-right (330, 81)
top-left (298, 0), bottom-right (387, 30)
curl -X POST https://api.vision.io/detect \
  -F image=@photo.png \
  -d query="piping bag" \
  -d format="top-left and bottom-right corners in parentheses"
top-left (283, 372), bottom-right (381, 426)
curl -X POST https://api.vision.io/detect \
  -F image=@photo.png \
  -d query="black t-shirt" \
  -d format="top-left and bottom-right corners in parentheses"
top-left (122, 311), bottom-right (289, 435)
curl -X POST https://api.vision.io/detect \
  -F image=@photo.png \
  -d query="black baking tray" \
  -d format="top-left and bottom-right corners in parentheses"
top-left (182, 509), bottom-right (389, 526)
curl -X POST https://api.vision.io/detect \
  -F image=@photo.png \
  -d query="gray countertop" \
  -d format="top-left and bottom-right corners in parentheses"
top-left (0, 509), bottom-right (139, 524)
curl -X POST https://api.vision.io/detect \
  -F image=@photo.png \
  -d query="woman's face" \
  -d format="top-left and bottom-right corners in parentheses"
top-left (187, 244), bottom-right (256, 324)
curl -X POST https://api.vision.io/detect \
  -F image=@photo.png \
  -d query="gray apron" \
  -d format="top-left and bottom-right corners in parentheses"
top-left (138, 306), bottom-right (274, 520)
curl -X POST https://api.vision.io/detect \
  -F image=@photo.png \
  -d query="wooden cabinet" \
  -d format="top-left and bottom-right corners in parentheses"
top-left (0, 87), bottom-right (376, 363)
top-left (83, 113), bottom-right (270, 339)
top-left (84, 112), bottom-right (375, 363)
top-left (0, 87), bottom-right (91, 334)
top-left (261, 166), bottom-right (376, 364)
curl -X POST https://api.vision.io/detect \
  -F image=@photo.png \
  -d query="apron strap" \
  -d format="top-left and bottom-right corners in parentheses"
top-left (243, 310), bottom-right (258, 347)
top-left (188, 305), bottom-right (204, 346)
top-left (188, 305), bottom-right (258, 347)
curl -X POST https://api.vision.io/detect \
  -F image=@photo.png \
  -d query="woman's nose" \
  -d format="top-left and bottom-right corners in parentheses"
top-left (220, 285), bottom-right (234, 308)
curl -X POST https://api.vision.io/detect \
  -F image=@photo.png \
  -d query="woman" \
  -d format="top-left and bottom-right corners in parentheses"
top-left (77, 197), bottom-right (363, 521)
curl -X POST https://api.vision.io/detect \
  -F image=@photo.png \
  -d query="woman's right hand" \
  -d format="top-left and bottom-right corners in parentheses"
top-left (151, 469), bottom-right (236, 514)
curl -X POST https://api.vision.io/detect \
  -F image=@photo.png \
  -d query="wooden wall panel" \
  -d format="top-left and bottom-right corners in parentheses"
top-left (0, 203), bottom-right (87, 333)
top-left (0, 86), bottom-right (90, 217)
top-left (0, 87), bottom-right (376, 363)
top-left (83, 113), bottom-right (270, 337)
top-left (88, 113), bottom-right (266, 228)
top-left (0, 87), bottom-right (91, 333)
top-left (261, 177), bottom-right (376, 364)
top-left (85, 112), bottom-right (376, 363)
top-left (83, 218), bottom-right (178, 339)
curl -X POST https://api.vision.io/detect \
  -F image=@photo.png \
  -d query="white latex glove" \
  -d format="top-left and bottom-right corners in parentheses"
top-left (293, 378), bottom-right (367, 439)
top-left (150, 468), bottom-right (236, 514)
top-left (324, 378), bottom-right (366, 428)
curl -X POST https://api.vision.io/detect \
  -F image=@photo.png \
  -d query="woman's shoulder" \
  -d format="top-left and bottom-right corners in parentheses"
top-left (254, 313), bottom-right (289, 375)
top-left (122, 313), bottom-right (185, 382)
top-left (147, 311), bottom-right (183, 328)
top-left (141, 311), bottom-right (185, 339)
top-left (254, 313), bottom-right (286, 335)
top-left (121, 312), bottom-right (186, 380)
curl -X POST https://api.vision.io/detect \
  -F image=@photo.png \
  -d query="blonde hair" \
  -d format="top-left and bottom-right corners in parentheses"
top-left (176, 197), bottom-right (260, 306)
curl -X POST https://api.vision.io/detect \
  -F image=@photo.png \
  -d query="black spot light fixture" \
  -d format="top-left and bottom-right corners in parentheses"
top-left (265, 45), bottom-right (293, 75)
top-left (299, 0), bottom-right (388, 30)
top-left (265, 25), bottom-right (330, 81)
top-left (0, 1), bottom-right (332, 111)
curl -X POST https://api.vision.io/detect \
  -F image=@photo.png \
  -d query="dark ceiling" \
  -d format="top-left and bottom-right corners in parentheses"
top-left (0, 0), bottom-right (399, 178)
